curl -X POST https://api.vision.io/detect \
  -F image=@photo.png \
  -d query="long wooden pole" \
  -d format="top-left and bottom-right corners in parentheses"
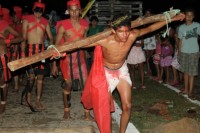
top-left (8, 10), bottom-right (179, 71)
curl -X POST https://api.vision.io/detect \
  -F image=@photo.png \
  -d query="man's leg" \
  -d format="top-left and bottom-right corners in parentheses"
top-left (139, 63), bottom-right (145, 89)
top-left (25, 74), bottom-right (35, 107)
top-left (0, 84), bottom-right (8, 114)
top-left (82, 76), bottom-right (94, 121)
top-left (188, 75), bottom-right (194, 97)
top-left (117, 79), bottom-right (132, 133)
top-left (13, 75), bottom-right (19, 92)
top-left (184, 73), bottom-right (189, 93)
top-left (35, 74), bottom-right (44, 110)
top-left (63, 79), bottom-right (72, 119)
top-left (145, 50), bottom-right (154, 76)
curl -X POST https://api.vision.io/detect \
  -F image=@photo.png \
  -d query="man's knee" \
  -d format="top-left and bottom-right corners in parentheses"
top-left (122, 102), bottom-right (132, 113)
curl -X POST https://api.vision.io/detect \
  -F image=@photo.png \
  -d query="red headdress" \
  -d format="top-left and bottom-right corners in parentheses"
top-left (67, 0), bottom-right (81, 9)
top-left (13, 6), bottom-right (22, 20)
top-left (2, 8), bottom-right (11, 23)
top-left (0, 5), bottom-right (3, 16)
top-left (33, 0), bottom-right (45, 12)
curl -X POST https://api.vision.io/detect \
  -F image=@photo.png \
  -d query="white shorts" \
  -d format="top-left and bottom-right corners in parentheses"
top-left (105, 62), bottom-right (132, 93)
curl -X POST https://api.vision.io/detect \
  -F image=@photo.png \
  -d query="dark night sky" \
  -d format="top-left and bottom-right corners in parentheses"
top-left (1, 0), bottom-right (199, 20)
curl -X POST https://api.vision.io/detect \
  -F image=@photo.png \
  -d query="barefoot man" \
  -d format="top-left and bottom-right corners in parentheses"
top-left (52, 0), bottom-right (93, 120)
top-left (21, 0), bottom-right (53, 110)
top-left (0, 5), bottom-right (23, 113)
top-left (80, 13), bottom-right (185, 132)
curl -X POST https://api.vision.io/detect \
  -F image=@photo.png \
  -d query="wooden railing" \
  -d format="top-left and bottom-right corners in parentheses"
top-left (89, 0), bottom-right (143, 25)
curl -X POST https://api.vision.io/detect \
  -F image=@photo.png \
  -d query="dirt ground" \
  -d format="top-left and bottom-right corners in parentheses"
top-left (0, 75), bottom-right (120, 133)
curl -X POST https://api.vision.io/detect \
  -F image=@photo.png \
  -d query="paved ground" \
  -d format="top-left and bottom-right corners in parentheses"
top-left (0, 75), bottom-right (119, 133)
top-left (1, 67), bottom-right (200, 133)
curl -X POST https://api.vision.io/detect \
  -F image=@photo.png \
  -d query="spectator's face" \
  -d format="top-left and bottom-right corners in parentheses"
top-left (145, 11), bottom-right (151, 17)
top-left (91, 20), bottom-right (97, 26)
top-left (185, 11), bottom-right (194, 24)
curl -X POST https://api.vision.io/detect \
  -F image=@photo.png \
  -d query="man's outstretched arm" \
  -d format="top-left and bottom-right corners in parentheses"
top-left (136, 13), bottom-right (185, 38)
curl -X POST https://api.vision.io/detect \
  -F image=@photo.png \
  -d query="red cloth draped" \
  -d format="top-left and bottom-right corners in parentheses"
top-left (81, 45), bottom-right (114, 133)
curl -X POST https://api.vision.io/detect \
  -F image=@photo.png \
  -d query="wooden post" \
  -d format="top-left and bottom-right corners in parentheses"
top-left (7, 10), bottom-right (179, 71)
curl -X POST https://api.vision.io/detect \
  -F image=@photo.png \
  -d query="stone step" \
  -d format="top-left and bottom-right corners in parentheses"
top-left (0, 126), bottom-right (95, 133)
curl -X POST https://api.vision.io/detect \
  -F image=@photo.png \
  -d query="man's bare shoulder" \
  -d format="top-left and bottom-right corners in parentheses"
top-left (130, 29), bottom-right (141, 38)
top-left (131, 29), bottom-right (139, 34)
top-left (97, 35), bottom-right (113, 46)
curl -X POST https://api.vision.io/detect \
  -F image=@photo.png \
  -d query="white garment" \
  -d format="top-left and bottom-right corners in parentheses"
top-left (143, 35), bottom-right (156, 50)
top-left (105, 62), bottom-right (132, 93)
top-left (127, 46), bottom-right (146, 64)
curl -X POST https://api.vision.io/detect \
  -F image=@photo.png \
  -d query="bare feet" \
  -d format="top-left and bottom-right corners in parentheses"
top-left (141, 85), bottom-right (146, 90)
top-left (12, 88), bottom-right (19, 94)
top-left (63, 108), bottom-right (72, 119)
top-left (178, 88), bottom-right (187, 95)
top-left (188, 94), bottom-right (196, 100)
top-left (132, 84), bottom-right (137, 90)
top-left (35, 101), bottom-right (45, 110)
top-left (170, 81), bottom-right (180, 87)
top-left (84, 111), bottom-right (94, 121)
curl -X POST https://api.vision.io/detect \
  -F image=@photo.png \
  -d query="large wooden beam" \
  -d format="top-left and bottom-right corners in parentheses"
top-left (8, 10), bottom-right (179, 71)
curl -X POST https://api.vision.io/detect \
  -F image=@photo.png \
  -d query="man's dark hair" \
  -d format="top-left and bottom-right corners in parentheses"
top-left (184, 8), bottom-right (195, 16)
top-left (90, 16), bottom-right (99, 22)
top-left (33, 7), bottom-right (43, 13)
top-left (111, 14), bottom-right (131, 30)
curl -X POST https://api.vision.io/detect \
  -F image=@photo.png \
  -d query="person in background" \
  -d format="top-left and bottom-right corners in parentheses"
top-left (178, 8), bottom-right (200, 100)
top-left (143, 9), bottom-right (157, 77)
top-left (86, 15), bottom-right (104, 71)
top-left (10, 6), bottom-right (23, 93)
top-left (153, 33), bottom-right (162, 82)
top-left (170, 26), bottom-right (183, 86)
top-left (21, 0), bottom-right (53, 110)
top-left (0, 4), bottom-right (23, 113)
top-left (160, 36), bottom-right (173, 84)
top-left (127, 39), bottom-right (146, 90)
